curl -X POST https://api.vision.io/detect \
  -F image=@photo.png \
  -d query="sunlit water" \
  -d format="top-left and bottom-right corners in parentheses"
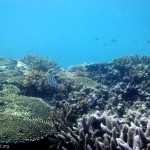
top-left (0, 0), bottom-right (150, 68)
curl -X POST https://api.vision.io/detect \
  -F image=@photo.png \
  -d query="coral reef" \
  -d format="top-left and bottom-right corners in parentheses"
top-left (0, 54), bottom-right (150, 150)
top-left (84, 55), bottom-right (150, 103)
top-left (51, 103), bottom-right (150, 150)
top-left (67, 64), bottom-right (87, 77)
top-left (0, 57), bottom-right (11, 73)
top-left (21, 55), bottom-right (66, 97)
top-left (1, 84), bottom-right (21, 95)
top-left (23, 70), bottom-right (50, 96)
top-left (0, 85), bottom-right (53, 143)
top-left (20, 55), bottom-right (61, 73)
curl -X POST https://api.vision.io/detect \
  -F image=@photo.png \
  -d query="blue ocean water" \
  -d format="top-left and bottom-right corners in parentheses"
top-left (0, 0), bottom-right (150, 68)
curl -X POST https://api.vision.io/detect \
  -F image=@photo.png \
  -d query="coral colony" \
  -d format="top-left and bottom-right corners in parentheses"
top-left (0, 55), bottom-right (150, 150)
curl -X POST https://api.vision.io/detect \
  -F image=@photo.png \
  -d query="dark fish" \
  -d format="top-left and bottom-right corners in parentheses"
top-left (146, 40), bottom-right (150, 44)
top-left (47, 76), bottom-right (58, 88)
top-left (111, 39), bottom-right (117, 42)
top-left (103, 43), bottom-right (108, 46)
top-left (94, 38), bottom-right (99, 41)
top-left (134, 41), bottom-right (138, 43)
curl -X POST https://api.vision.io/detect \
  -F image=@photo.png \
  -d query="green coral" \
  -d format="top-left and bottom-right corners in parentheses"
top-left (0, 70), bottom-right (23, 86)
top-left (73, 77), bottom-right (97, 88)
top-left (0, 92), bottom-right (53, 143)
top-left (59, 71), bottom-right (97, 88)
top-left (0, 57), bottom-right (10, 66)
top-left (2, 85), bottom-right (20, 95)
top-left (67, 64), bottom-right (86, 72)
top-left (67, 64), bottom-right (87, 77)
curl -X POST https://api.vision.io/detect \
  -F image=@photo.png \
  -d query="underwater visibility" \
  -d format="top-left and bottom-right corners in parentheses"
top-left (0, 0), bottom-right (150, 150)
top-left (0, 55), bottom-right (150, 150)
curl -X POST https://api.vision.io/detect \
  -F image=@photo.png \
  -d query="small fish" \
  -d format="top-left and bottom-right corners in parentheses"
top-left (146, 40), bottom-right (150, 44)
top-left (111, 39), bottom-right (117, 42)
top-left (103, 43), bottom-right (108, 46)
top-left (94, 38), bottom-right (99, 41)
top-left (47, 76), bottom-right (58, 88)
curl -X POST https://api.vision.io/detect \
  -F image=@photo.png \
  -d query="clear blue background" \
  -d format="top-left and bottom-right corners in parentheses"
top-left (0, 0), bottom-right (150, 68)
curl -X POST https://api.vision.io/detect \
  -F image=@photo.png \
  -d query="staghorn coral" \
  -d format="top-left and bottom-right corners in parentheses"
top-left (83, 55), bottom-right (150, 106)
top-left (51, 103), bottom-right (150, 150)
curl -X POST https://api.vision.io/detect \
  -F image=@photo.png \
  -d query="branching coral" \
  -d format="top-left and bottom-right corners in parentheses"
top-left (0, 54), bottom-right (150, 150)
top-left (51, 103), bottom-right (150, 150)
top-left (84, 55), bottom-right (150, 103)
top-left (20, 55), bottom-right (61, 73)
